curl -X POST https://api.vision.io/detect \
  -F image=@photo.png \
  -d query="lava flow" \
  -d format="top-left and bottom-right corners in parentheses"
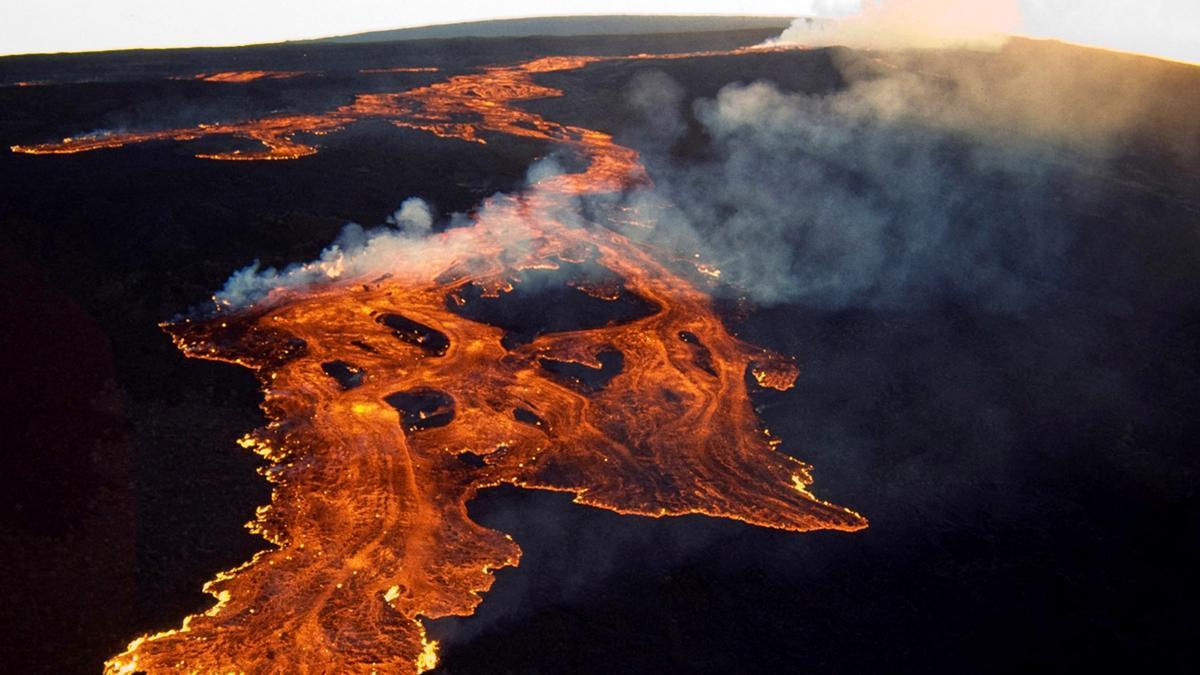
top-left (89, 51), bottom-right (865, 675)
top-left (361, 67), bottom-right (442, 74)
top-left (9, 47), bottom-right (783, 161)
top-left (192, 70), bottom-right (308, 82)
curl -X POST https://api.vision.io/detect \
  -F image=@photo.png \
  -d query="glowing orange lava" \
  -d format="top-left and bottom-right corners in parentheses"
top-left (361, 67), bottom-right (442, 74)
top-left (72, 49), bottom-right (864, 674)
top-left (10, 47), bottom-right (786, 161)
top-left (193, 70), bottom-right (307, 83)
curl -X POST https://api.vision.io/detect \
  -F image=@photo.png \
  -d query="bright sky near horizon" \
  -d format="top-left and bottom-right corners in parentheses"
top-left (2, 1), bottom-right (1197, 63)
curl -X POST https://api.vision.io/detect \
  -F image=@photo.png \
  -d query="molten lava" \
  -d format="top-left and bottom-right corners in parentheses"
top-left (61, 50), bottom-right (866, 675)
top-left (193, 70), bottom-right (307, 82)
top-left (10, 47), bottom-right (785, 161)
top-left (361, 67), bottom-right (442, 74)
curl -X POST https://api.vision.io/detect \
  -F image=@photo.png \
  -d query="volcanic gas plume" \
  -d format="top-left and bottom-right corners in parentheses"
top-left (30, 53), bottom-right (867, 674)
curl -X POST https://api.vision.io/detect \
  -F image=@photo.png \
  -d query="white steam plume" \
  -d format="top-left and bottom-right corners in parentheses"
top-left (773, 0), bottom-right (1022, 50)
top-left (385, 196), bottom-right (435, 233)
top-left (215, 196), bottom-right (444, 308)
top-left (210, 162), bottom-right (577, 310)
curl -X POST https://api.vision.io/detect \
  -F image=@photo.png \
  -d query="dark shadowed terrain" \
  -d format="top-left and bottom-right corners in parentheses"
top-left (1, 23), bottom-right (1198, 674)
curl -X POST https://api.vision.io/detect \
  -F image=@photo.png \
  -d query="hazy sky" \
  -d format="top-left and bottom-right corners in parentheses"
top-left (2, 1), bottom-right (1197, 63)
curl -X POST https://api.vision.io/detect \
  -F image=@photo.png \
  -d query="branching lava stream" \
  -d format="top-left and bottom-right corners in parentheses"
top-left (60, 51), bottom-right (869, 674)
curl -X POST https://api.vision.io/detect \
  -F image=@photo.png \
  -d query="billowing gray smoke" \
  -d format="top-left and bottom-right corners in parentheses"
top-left (621, 71), bottom-right (1069, 310)
top-left (210, 36), bottom-right (1195, 322)
top-left (614, 42), bottom-right (1194, 312)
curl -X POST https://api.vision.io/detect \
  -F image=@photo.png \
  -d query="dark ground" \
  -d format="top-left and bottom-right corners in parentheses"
top-left (1, 27), bottom-right (1198, 674)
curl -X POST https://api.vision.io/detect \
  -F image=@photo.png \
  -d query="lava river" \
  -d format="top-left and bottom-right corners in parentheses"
top-left (48, 52), bottom-right (872, 674)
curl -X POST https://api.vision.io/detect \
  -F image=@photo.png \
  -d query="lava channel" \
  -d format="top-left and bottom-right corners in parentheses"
top-left (86, 50), bottom-right (867, 675)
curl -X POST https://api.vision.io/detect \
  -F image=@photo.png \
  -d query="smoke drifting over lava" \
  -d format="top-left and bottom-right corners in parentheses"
top-left (216, 196), bottom-right (445, 307)
top-left (203, 27), bottom-right (1199, 319)
top-left (212, 56), bottom-right (1151, 313)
